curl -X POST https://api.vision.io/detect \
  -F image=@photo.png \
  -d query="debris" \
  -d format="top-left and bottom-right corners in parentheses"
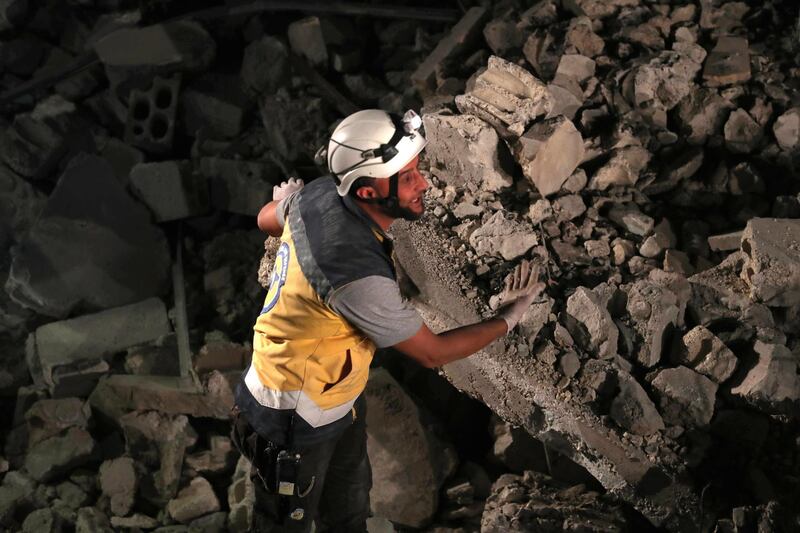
top-left (5, 154), bottom-right (171, 318)
top-left (724, 109), bottom-right (764, 154)
top-left (199, 157), bottom-right (278, 217)
top-left (26, 298), bottom-right (170, 394)
top-left (565, 16), bottom-right (605, 58)
top-left (124, 75), bottom-right (180, 155)
top-left (565, 286), bottom-right (618, 359)
top-left (411, 7), bottom-right (488, 94)
top-left (730, 341), bottom-right (800, 411)
top-left (0, 164), bottom-right (45, 244)
top-left (423, 113), bottom-right (513, 193)
top-left (130, 161), bottom-right (209, 222)
top-left (553, 194), bottom-right (586, 222)
top-left (366, 368), bottom-right (456, 528)
top-left (287, 16), bottom-right (345, 68)
top-left (23, 426), bottom-right (95, 482)
top-left (588, 146), bottom-right (651, 190)
top-left (676, 88), bottom-right (732, 145)
top-left (469, 211), bottom-right (538, 261)
top-left (631, 50), bottom-right (703, 128)
top-left (99, 457), bottom-right (137, 517)
top-left (625, 277), bottom-right (680, 367)
top-left (610, 370), bottom-right (664, 436)
top-left (708, 230), bottom-right (743, 252)
top-left (772, 108), bottom-right (799, 152)
top-left (240, 35), bottom-right (290, 97)
top-left (25, 398), bottom-right (91, 447)
top-left (608, 204), bottom-right (654, 237)
top-left (740, 218), bottom-right (800, 307)
top-left (455, 55), bottom-right (553, 138)
top-left (181, 74), bottom-right (251, 138)
top-left (677, 325), bottom-right (738, 384)
top-left (515, 116), bottom-right (584, 197)
top-left (652, 366), bottom-right (717, 427)
top-left (702, 36), bottom-right (751, 87)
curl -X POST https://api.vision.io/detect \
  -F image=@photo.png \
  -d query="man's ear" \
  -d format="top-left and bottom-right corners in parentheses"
top-left (355, 185), bottom-right (378, 200)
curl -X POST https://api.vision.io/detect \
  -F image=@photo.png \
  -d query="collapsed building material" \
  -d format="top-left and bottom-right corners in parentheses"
top-left (99, 457), bottom-right (137, 517)
top-left (0, 164), bottom-right (45, 244)
top-left (610, 371), bottom-right (664, 436)
top-left (5, 154), bottom-right (171, 318)
top-left (730, 341), bottom-right (800, 412)
top-left (180, 74), bottom-right (251, 138)
top-left (565, 286), bottom-right (618, 359)
top-left (702, 36), bottom-right (751, 87)
top-left (469, 211), bottom-right (538, 261)
top-left (411, 7), bottom-right (487, 94)
top-left (227, 456), bottom-right (256, 532)
top-left (676, 88), bottom-right (733, 145)
top-left (772, 107), bottom-right (799, 152)
top-left (423, 112), bottom-right (513, 193)
top-left (240, 35), bottom-right (290, 97)
top-left (124, 75), bottom-right (180, 155)
top-left (515, 115), bottom-right (584, 197)
top-left (366, 368), bottom-right (457, 528)
top-left (199, 157), bottom-right (279, 217)
top-left (287, 16), bottom-right (347, 68)
top-left (0, 112), bottom-right (68, 180)
top-left (588, 146), bottom-right (651, 190)
top-left (676, 326), bottom-right (738, 384)
top-left (23, 426), bottom-right (95, 483)
top-left (26, 298), bottom-right (170, 396)
top-left (630, 49), bottom-right (703, 128)
top-left (740, 218), bottom-right (800, 307)
top-left (455, 55), bottom-right (553, 138)
top-left (166, 477), bottom-right (221, 524)
top-left (724, 108), bottom-right (764, 154)
top-left (25, 398), bottom-right (91, 447)
top-left (651, 367), bottom-right (717, 428)
top-left (708, 230), bottom-right (743, 252)
top-left (130, 161), bottom-right (209, 222)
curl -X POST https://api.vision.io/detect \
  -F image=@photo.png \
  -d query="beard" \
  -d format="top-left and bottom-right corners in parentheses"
top-left (377, 198), bottom-right (424, 221)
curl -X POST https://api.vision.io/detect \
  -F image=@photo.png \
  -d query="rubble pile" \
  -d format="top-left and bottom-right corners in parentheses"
top-left (0, 0), bottom-right (799, 532)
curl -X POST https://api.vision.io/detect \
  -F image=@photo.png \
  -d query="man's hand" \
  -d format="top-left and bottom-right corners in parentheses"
top-left (496, 260), bottom-right (546, 332)
top-left (273, 177), bottom-right (304, 202)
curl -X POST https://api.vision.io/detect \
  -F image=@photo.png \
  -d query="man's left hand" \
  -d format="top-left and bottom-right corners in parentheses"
top-left (273, 177), bottom-right (304, 202)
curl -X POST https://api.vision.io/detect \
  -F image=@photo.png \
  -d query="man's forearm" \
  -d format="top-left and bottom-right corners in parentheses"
top-left (431, 318), bottom-right (508, 366)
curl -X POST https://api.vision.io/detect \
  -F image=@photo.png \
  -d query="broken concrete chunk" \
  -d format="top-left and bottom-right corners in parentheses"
top-left (411, 7), bottom-right (488, 94)
top-left (483, 17), bottom-right (524, 55)
top-left (589, 145), bottom-right (651, 190)
top-left (527, 199), bottom-right (553, 224)
top-left (553, 194), bottom-right (586, 222)
top-left (772, 108), bottom-right (799, 152)
top-left (99, 457), bottom-right (137, 517)
top-left (240, 35), bottom-right (289, 97)
top-left (610, 371), bottom-right (664, 436)
top-left (740, 218), bottom-right (800, 307)
top-left (455, 55), bottom-right (553, 138)
top-left (631, 50), bottom-right (703, 128)
top-left (708, 230), bottom-right (743, 252)
top-left (469, 212), bottom-right (538, 261)
top-left (678, 326), bottom-right (738, 384)
top-left (24, 426), bottom-right (95, 482)
top-left (608, 204), bottom-right (654, 237)
top-left (652, 366), bottom-right (717, 428)
top-left (0, 164), bottom-right (45, 244)
top-left (522, 28), bottom-right (564, 80)
top-left (228, 456), bottom-right (256, 533)
top-left (259, 94), bottom-right (328, 162)
top-left (515, 116), bottom-right (584, 197)
top-left (94, 20), bottom-right (216, 72)
top-left (585, 239), bottom-right (610, 258)
top-left (0, 0), bottom-right (27, 32)
top-left (89, 372), bottom-right (234, 421)
top-left (27, 298), bottom-right (170, 393)
top-left (730, 341), bottom-right (800, 411)
top-left (555, 54), bottom-right (596, 84)
top-left (0, 113), bottom-right (67, 180)
top-left (565, 16), bottom-right (605, 57)
top-left (5, 154), bottom-right (170, 318)
top-left (25, 398), bottom-right (90, 447)
top-left (625, 278), bottom-right (680, 367)
top-left (566, 287), bottom-right (618, 359)
top-left (423, 113), bottom-right (513, 193)
top-left (166, 477), bottom-right (220, 524)
top-left (545, 82), bottom-right (583, 120)
top-left (676, 88), bottom-right (732, 146)
top-left (124, 75), bottom-right (180, 155)
top-left (130, 161), bottom-right (209, 222)
top-left (199, 157), bottom-right (278, 217)
top-left (180, 74), bottom-right (251, 138)
top-left (287, 16), bottom-right (341, 68)
top-left (366, 368), bottom-right (456, 528)
top-left (724, 109), bottom-right (763, 154)
top-left (702, 36), bottom-right (750, 87)
top-left (645, 147), bottom-right (703, 195)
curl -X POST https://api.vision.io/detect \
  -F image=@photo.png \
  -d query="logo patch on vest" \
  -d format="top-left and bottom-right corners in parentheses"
top-left (261, 242), bottom-right (290, 314)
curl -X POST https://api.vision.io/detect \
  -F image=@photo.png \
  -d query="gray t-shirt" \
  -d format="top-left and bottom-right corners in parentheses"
top-left (274, 192), bottom-right (422, 348)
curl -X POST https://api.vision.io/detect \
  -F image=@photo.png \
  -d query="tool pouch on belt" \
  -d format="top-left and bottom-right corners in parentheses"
top-left (230, 406), bottom-right (279, 491)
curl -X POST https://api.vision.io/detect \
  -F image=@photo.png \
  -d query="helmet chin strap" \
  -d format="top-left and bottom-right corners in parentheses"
top-left (357, 174), bottom-right (399, 210)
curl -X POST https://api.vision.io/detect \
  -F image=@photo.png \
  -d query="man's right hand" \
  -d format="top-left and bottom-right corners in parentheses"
top-left (496, 260), bottom-right (546, 332)
top-left (273, 177), bottom-right (304, 202)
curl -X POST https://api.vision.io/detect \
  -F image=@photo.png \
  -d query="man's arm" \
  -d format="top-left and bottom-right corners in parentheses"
top-left (393, 319), bottom-right (508, 368)
top-left (257, 201), bottom-right (282, 237)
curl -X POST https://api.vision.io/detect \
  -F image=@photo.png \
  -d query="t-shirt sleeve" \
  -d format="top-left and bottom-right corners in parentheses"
top-left (275, 192), bottom-right (298, 228)
top-left (328, 276), bottom-right (423, 348)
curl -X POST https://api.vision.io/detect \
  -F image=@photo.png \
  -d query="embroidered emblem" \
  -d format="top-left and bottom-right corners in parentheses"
top-left (260, 242), bottom-right (290, 314)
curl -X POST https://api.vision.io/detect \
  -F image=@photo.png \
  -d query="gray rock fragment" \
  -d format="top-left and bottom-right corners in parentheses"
top-left (608, 204), bottom-right (654, 237)
top-left (130, 161), bottom-right (209, 222)
top-left (199, 157), bottom-right (279, 217)
top-left (631, 50), bottom-right (703, 128)
top-left (423, 113), bottom-right (513, 193)
top-left (740, 218), bottom-right (800, 307)
top-left (75, 507), bottom-right (113, 533)
top-left (730, 341), bottom-right (800, 410)
top-left (772, 108), bottom-right (799, 152)
top-left (565, 16), bottom-right (605, 57)
top-left (553, 194), bottom-right (586, 222)
top-left (589, 145), bottom-right (651, 190)
top-left (24, 426), bottom-right (95, 482)
top-left (678, 326), bottom-right (738, 384)
top-left (227, 456), bottom-right (256, 533)
top-left (625, 277), bottom-right (680, 367)
top-left (5, 154), bottom-right (170, 318)
top-left (455, 55), bottom-right (553, 138)
top-left (724, 109), bottom-right (763, 154)
top-left (610, 371), bottom-right (664, 436)
top-left (652, 366), bottom-right (717, 427)
top-left (0, 164), bottom-right (46, 245)
top-left (515, 116), bottom-right (584, 197)
top-left (287, 16), bottom-right (344, 67)
top-left (708, 230), bottom-right (743, 252)
top-left (566, 286), bottom-right (618, 358)
top-left (240, 35), bottom-right (290, 96)
top-left (25, 398), bottom-right (90, 447)
top-left (676, 88), bottom-right (733, 145)
top-left (99, 457), bottom-right (137, 517)
top-left (181, 74), bottom-right (251, 138)
top-left (702, 36), bottom-right (750, 87)
top-left (469, 212), bottom-right (538, 261)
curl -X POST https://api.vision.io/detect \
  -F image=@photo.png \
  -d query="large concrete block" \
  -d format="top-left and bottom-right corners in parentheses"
top-left (5, 154), bottom-right (171, 318)
top-left (422, 112), bottom-right (513, 193)
top-left (124, 75), bottom-right (180, 155)
top-left (515, 115), bottom-right (584, 197)
top-left (740, 218), bottom-right (800, 307)
top-left (392, 218), bottom-right (700, 531)
top-left (199, 157), bottom-right (278, 217)
top-left (455, 55), bottom-right (553, 138)
top-left (27, 298), bottom-right (170, 394)
top-left (130, 161), bottom-right (209, 222)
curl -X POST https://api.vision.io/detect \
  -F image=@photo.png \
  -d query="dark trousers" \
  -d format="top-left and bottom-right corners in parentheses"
top-left (231, 407), bottom-right (371, 532)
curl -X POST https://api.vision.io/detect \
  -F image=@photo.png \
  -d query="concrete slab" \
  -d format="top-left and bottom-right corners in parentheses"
top-left (5, 154), bottom-right (171, 318)
top-left (516, 116), bottom-right (584, 197)
top-left (740, 218), bottom-right (800, 307)
top-left (130, 161), bottom-right (209, 222)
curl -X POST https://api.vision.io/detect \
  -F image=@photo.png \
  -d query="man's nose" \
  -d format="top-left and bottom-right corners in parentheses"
top-left (415, 171), bottom-right (429, 192)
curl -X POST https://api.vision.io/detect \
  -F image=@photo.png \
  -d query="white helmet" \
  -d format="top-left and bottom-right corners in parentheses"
top-left (319, 109), bottom-right (427, 196)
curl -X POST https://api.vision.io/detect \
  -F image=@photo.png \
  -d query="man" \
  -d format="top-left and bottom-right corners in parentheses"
top-left (231, 109), bottom-right (544, 532)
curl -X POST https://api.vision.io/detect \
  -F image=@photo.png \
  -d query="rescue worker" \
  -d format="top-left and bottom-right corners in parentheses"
top-left (231, 109), bottom-right (545, 532)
